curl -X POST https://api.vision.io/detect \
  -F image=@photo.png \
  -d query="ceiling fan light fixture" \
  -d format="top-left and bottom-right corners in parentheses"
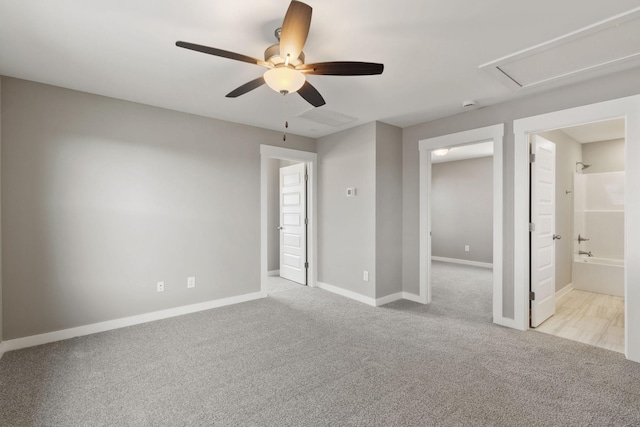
top-left (433, 148), bottom-right (449, 156)
top-left (264, 67), bottom-right (306, 94)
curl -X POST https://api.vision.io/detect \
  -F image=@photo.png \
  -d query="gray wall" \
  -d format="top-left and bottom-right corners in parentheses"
top-left (317, 123), bottom-right (377, 298)
top-left (582, 139), bottom-right (625, 173)
top-left (1, 77), bottom-right (314, 340)
top-left (402, 66), bottom-right (640, 320)
top-left (431, 156), bottom-right (493, 263)
top-left (537, 130), bottom-right (582, 292)
top-left (375, 122), bottom-right (403, 298)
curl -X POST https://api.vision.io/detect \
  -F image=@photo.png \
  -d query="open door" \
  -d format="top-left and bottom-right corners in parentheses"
top-left (279, 163), bottom-right (307, 285)
top-left (530, 135), bottom-right (556, 327)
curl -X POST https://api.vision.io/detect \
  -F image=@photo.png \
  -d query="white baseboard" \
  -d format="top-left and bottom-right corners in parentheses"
top-left (268, 270), bottom-right (280, 277)
top-left (316, 281), bottom-right (377, 306)
top-left (401, 292), bottom-right (425, 303)
top-left (316, 282), bottom-right (425, 307)
top-left (493, 316), bottom-right (525, 331)
top-left (376, 292), bottom-right (404, 306)
top-left (556, 283), bottom-right (574, 300)
top-left (0, 291), bottom-right (267, 356)
top-left (432, 256), bottom-right (493, 269)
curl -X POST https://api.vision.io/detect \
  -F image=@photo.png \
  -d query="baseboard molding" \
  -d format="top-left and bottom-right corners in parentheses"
top-left (0, 291), bottom-right (267, 356)
top-left (268, 270), bottom-right (280, 277)
top-left (376, 292), bottom-right (404, 306)
top-left (556, 283), bottom-right (574, 300)
top-left (493, 316), bottom-right (525, 331)
top-left (402, 292), bottom-right (425, 303)
top-left (316, 281), bottom-right (377, 306)
top-left (432, 256), bottom-right (493, 269)
top-left (315, 282), bottom-right (425, 307)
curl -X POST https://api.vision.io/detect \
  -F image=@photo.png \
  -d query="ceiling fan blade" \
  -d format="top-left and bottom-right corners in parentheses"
top-left (226, 77), bottom-right (266, 98)
top-left (297, 81), bottom-right (326, 107)
top-left (298, 61), bottom-right (384, 76)
top-left (176, 41), bottom-right (269, 67)
top-left (279, 1), bottom-right (312, 63)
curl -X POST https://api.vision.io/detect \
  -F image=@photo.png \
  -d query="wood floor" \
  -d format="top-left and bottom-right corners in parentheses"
top-left (535, 289), bottom-right (624, 354)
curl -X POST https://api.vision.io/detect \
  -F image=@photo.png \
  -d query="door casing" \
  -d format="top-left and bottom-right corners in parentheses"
top-left (418, 124), bottom-right (506, 326)
top-left (514, 94), bottom-right (640, 362)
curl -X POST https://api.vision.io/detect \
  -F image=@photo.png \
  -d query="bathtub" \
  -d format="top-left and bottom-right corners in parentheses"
top-left (573, 257), bottom-right (624, 297)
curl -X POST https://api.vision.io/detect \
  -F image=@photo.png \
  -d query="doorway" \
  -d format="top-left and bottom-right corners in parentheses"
top-left (260, 145), bottom-right (317, 295)
top-left (529, 119), bottom-right (626, 353)
top-left (513, 94), bottom-right (640, 362)
top-left (430, 141), bottom-right (495, 321)
top-left (418, 124), bottom-right (506, 326)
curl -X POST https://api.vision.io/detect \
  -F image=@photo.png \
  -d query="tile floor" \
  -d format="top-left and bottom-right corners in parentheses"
top-left (535, 289), bottom-right (624, 353)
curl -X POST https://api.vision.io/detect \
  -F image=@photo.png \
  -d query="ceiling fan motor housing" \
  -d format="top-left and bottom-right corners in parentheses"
top-left (264, 44), bottom-right (305, 67)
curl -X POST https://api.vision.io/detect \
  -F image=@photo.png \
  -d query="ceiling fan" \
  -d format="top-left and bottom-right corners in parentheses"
top-left (176, 0), bottom-right (384, 108)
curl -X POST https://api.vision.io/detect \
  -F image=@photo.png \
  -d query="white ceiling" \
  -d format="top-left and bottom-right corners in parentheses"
top-left (431, 141), bottom-right (493, 164)
top-left (1, 0), bottom-right (639, 138)
top-left (560, 118), bottom-right (626, 143)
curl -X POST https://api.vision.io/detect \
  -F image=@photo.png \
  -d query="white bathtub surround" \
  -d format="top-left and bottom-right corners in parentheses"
top-left (573, 172), bottom-right (624, 296)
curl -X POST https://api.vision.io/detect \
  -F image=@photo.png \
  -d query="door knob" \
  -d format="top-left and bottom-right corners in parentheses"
top-left (553, 234), bottom-right (561, 240)
top-left (277, 226), bottom-right (284, 230)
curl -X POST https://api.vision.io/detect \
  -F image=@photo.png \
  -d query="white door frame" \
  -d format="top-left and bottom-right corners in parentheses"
top-left (260, 145), bottom-right (317, 294)
top-left (513, 94), bottom-right (640, 362)
top-left (418, 124), bottom-right (507, 326)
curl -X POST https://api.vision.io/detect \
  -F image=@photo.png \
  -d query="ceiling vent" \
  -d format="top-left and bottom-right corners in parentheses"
top-left (296, 108), bottom-right (357, 127)
top-left (480, 7), bottom-right (640, 90)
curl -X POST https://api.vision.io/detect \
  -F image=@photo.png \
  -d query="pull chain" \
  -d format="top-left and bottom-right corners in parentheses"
top-left (282, 90), bottom-right (289, 141)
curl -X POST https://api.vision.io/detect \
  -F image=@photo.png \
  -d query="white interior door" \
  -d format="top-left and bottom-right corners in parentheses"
top-left (279, 163), bottom-right (307, 285)
top-left (531, 135), bottom-right (556, 327)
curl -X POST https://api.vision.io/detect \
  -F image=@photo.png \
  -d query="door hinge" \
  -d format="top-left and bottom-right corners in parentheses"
top-left (529, 222), bottom-right (535, 232)
top-left (530, 291), bottom-right (536, 301)
top-left (304, 262), bottom-right (309, 268)
top-left (529, 153), bottom-right (536, 163)
top-left (305, 217), bottom-right (308, 225)
top-left (305, 173), bottom-right (308, 181)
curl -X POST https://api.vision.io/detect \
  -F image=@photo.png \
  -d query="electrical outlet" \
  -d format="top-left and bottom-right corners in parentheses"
top-left (465, 245), bottom-right (470, 252)
top-left (363, 271), bottom-right (369, 281)
top-left (157, 281), bottom-right (165, 293)
top-left (187, 276), bottom-right (196, 289)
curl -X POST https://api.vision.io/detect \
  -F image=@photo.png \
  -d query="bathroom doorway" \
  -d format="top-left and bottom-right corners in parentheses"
top-left (531, 118), bottom-right (626, 353)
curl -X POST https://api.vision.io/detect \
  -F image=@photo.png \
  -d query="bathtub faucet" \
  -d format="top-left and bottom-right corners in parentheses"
top-left (579, 250), bottom-right (593, 257)
top-left (578, 234), bottom-right (589, 243)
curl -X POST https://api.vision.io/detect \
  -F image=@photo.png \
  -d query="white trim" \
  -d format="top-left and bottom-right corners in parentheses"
top-left (0, 291), bottom-right (266, 355)
top-left (316, 281), bottom-right (377, 306)
top-left (402, 292), bottom-right (423, 303)
top-left (376, 292), bottom-right (404, 306)
top-left (419, 124), bottom-right (506, 327)
top-left (315, 283), bottom-right (420, 307)
top-left (556, 283), bottom-right (574, 300)
top-left (260, 146), bottom-right (317, 294)
top-left (513, 94), bottom-right (640, 362)
top-left (431, 256), bottom-right (493, 269)
top-left (268, 270), bottom-right (280, 277)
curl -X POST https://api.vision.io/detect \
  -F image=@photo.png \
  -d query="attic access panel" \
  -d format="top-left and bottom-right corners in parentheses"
top-left (480, 7), bottom-right (640, 90)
